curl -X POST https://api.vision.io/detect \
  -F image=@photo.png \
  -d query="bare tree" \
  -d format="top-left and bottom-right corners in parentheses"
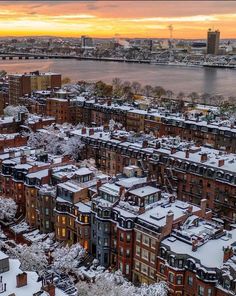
top-left (131, 81), bottom-right (141, 95)
top-left (142, 85), bottom-right (153, 97)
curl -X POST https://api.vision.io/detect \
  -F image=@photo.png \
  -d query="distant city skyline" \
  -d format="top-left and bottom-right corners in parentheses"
top-left (0, 1), bottom-right (236, 38)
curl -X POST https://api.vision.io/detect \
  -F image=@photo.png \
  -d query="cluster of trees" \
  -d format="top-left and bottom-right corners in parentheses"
top-left (77, 266), bottom-right (168, 296)
top-left (0, 240), bottom-right (48, 275)
top-left (26, 125), bottom-right (84, 160)
top-left (0, 197), bottom-right (17, 221)
top-left (4, 105), bottom-right (29, 117)
top-left (51, 243), bottom-right (86, 274)
top-left (75, 78), bottom-right (235, 107)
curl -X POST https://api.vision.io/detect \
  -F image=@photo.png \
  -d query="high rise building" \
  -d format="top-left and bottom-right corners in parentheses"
top-left (207, 29), bottom-right (220, 55)
top-left (8, 71), bottom-right (61, 105)
top-left (81, 35), bottom-right (94, 49)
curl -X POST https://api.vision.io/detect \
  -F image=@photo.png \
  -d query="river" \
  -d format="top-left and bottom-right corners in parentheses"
top-left (0, 58), bottom-right (235, 96)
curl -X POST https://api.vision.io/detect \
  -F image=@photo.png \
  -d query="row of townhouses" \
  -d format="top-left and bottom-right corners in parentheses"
top-left (0, 144), bottom-right (235, 296)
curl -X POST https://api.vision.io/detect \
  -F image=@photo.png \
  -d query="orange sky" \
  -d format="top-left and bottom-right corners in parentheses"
top-left (0, 1), bottom-right (236, 39)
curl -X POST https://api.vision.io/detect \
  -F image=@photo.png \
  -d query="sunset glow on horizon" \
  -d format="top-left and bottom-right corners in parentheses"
top-left (0, 1), bottom-right (236, 39)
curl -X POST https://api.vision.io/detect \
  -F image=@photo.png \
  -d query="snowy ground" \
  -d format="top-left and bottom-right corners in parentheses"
top-left (23, 229), bottom-right (47, 242)
top-left (10, 221), bottom-right (30, 234)
top-left (1, 259), bottom-right (67, 296)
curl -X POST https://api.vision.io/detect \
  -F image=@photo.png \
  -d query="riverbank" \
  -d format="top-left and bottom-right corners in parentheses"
top-left (0, 58), bottom-right (236, 96)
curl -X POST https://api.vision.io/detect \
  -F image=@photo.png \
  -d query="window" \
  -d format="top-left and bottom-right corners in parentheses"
top-left (136, 232), bottom-right (141, 242)
top-left (84, 216), bottom-right (89, 223)
top-left (135, 260), bottom-right (140, 271)
top-left (119, 262), bottom-right (123, 272)
top-left (169, 273), bottom-right (174, 283)
top-left (104, 238), bottom-right (108, 246)
top-left (61, 216), bottom-right (66, 225)
top-left (178, 259), bottom-right (183, 268)
top-left (125, 264), bottom-right (130, 275)
top-left (136, 246), bottom-right (141, 257)
top-left (142, 249), bottom-right (149, 261)
top-left (198, 286), bottom-right (204, 296)
top-left (187, 276), bottom-right (193, 286)
top-left (120, 247), bottom-right (124, 256)
top-left (176, 275), bottom-right (183, 285)
top-left (120, 233), bottom-right (124, 241)
top-left (151, 239), bottom-right (156, 249)
top-left (142, 235), bottom-right (149, 246)
top-left (170, 256), bottom-right (175, 266)
top-left (150, 268), bottom-right (155, 279)
top-left (98, 237), bottom-right (101, 245)
top-left (207, 289), bottom-right (213, 296)
top-left (141, 263), bottom-right (148, 275)
top-left (45, 220), bottom-right (49, 229)
top-left (45, 208), bottom-right (49, 215)
top-left (62, 228), bottom-right (66, 237)
top-left (160, 264), bottom-right (165, 274)
top-left (126, 249), bottom-right (130, 257)
top-left (150, 253), bottom-right (155, 264)
top-left (126, 234), bottom-right (131, 242)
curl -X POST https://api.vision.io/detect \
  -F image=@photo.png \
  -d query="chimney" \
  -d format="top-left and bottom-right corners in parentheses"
top-left (200, 198), bottom-right (207, 218)
top-left (89, 128), bottom-right (94, 136)
top-left (185, 149), bottom-right (190, 159)
top-left (81, 127), bottom-right (86, 134)
top-left (188, 205), bottom-right (193, 214)
top-left (16, 272), bottom-right (27, 288)
top-left (169, 195), bottom-right (175, 203)
top-left (142, 140), bottom-right (148, 149)
top-left (223, 246), bottom-right (234, 263)
top-left (192, 239), bottom-right (198, 252)
top-left (20, 155), bottom-right (27, 164)
top-left (96, 179), bottom-right (102, 192)
top-left (43, 282), bottom-right (56, 296)
top-left (138, 205), bottom-right (145, 214)
top-left (200, 153), bottom-right (208, 163)
top-left (165, 210), bottom-right (174, 233)
top-left (171, 147), bottom-right (176, 154)
top-left (218, 159), bottom-right (225, 167)
top-left (119, 186), bottom-right (125, 199)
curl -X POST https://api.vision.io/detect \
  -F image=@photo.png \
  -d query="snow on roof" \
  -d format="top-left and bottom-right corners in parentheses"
top-left (0, 251), bottom-right (8, 260)
top-left (58, 180), bottom-right (83, 193)
top-left (129, 186), bottom-right (160, 197)
top-left (1, 259), bottom-right (66, 296)
top-left (116, 177), bottom-right (147, 189)
top-left (27, 169), bottom-right (49, 179)
top-left (99, 183), bottom-right (120, 197)
top-left (162, 229), bottom-right (236, 269)
top-left (75, 167), bottom-right (92, 176)
top-left (74, 202), bottom-right (91, 213)
top-left (139, 199), bottom-right (200, 227)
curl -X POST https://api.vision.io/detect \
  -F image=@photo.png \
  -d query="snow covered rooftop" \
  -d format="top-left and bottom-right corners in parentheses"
top-left (116, 177), bottom-right (147, 189)
top-left (138, 199), bottom-right (200, 227)
top-left (58, 180), bottom-right (83, 193)
top-left (100, 183), bottom-right (120, 196)
top-left (129, 186), bottom-right (160, 197)
top-left (1, 259), bottom-right (66, 296)
top-left (162, 228), bottom-right (236, 269)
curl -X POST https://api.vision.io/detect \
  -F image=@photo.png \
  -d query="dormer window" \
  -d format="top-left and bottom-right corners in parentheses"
top-left (170, 256), bottom-right (175, 267)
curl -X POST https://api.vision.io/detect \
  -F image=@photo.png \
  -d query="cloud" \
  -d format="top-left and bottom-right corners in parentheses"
top-left (123, 15), bottom-right (219, 23)
top-left (51, 14), bottom-right (96, 20)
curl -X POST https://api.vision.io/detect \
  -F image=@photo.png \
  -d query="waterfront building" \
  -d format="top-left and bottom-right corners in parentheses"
top-left (81, 35), bottom-right (94, 49)
top-left (207, 29), bottom-right (220, 55)
top-left (8, 71), bottom-right (61, 105)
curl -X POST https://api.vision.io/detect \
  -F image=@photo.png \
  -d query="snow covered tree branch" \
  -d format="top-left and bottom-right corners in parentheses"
top-left (77, 268), bottom-right (168, 296)
top-left (51, 243), bottom-right (86, 274)
top-left (0, 197), bottom-right (17, 221)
